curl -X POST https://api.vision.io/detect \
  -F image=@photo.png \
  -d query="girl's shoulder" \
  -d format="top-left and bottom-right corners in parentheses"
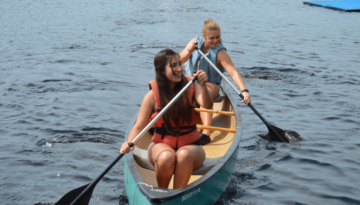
top-left (143, 89), bottom-right (155, 106)
top-left (217, 48), bottom-right (230, 58)
top-left (216, 48), bottom-right (232, 66)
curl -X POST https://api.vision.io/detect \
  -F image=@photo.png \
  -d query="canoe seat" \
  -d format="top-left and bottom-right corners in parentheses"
top-left (133, 148), bottom-right (221, 175)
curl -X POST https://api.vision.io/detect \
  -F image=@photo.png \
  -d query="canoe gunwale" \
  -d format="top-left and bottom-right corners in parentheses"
top-left (125, 87), bottom-right (242, 204)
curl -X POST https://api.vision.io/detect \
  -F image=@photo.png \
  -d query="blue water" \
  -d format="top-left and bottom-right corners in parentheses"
top-left (1, 0), bottom-right (360, 204)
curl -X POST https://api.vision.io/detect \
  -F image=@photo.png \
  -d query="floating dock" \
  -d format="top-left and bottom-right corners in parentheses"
top-left (304, 0), bottom-right (360, 11)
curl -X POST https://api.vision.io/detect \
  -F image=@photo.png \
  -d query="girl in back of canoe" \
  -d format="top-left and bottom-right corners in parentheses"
top-left (180, 19), bottom-right (252, 145)
top-left (120, 49), bottom-right (213, 189)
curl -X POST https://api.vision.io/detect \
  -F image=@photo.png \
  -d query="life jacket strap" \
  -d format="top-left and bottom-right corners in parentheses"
top-left (154, 125), bottom-right (197, 139)
top-left (154, 106), bottom-right (198, 139)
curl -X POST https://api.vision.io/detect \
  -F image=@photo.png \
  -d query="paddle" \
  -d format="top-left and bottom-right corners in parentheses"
top-left (195, 47), bottom-right (301, 143)
top-left (55, 76), bottom-right (199, 205)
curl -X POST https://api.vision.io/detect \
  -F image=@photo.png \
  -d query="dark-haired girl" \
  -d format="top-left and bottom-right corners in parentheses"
top-left (120, 49), bottom-right (213, 189)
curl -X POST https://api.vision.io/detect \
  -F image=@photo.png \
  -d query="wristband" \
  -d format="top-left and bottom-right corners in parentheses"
top-left (241, 89), bottom-right (249, 93)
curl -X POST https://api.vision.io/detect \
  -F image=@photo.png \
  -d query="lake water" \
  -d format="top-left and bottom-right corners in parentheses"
top-left (1, 0), bottom-right (360, 204)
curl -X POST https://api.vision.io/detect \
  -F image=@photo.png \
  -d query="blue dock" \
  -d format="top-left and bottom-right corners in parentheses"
top-left (304, 0), bottom-right (360, 11)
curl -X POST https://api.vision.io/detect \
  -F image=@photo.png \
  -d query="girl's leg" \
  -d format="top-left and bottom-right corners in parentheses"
top-left (173, 145), bottom-right (205, 189)
top-left (200, 82), bottom-right (220, 136)
top-left (148, 143), bottom-right (176, 188)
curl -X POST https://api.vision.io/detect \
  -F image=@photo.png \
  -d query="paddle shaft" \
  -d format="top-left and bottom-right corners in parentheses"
top-left (195, 48), bottom-right (287, 143)
top-left (70, 76), bottom-right (198, 205)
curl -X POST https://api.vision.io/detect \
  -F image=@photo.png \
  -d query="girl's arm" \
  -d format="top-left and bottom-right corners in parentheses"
top-left (180, 38), bottom-right (197, 64)
top-left (120, 90), bottom-right (154, 154)
top-left (194, 70), bottom-right (213, 109)
top-left (217, 49), bottom-right (251, 104)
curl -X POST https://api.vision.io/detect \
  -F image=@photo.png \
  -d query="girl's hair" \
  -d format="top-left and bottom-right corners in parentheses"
top-left (154, 49), bottom-right (192, 132)
top-left (202, 19), bottom-right (223, 45)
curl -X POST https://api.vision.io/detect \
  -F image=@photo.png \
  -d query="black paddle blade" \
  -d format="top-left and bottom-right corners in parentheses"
top-left (259, 125), bottom-right (301, 143)
top-left (284, 130), bottom-right (302, 142)
top-left (55, 183), bottom-right (94, 205)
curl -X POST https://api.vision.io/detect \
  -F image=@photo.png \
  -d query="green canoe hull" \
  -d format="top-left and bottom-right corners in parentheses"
top-left (124, 147), bottom-right (239, 205)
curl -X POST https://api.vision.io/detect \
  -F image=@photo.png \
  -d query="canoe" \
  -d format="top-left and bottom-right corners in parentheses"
top-left (124, 86), bottom-right (242, 205)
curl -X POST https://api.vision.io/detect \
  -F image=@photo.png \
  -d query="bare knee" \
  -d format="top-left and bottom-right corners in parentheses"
top-left (206, 83), bottom-right (220, 99)
top-left (176, 149), bottom-right (192, 165)
top-left (156, 151), bottom-right (176, 169)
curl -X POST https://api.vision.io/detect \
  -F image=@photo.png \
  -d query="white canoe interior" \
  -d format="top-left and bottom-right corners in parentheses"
top-left (132, 93), bottom-right (237, 189)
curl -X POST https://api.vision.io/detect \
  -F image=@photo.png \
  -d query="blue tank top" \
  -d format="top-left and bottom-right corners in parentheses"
top-left (184, 36), bottom-right (226, 85)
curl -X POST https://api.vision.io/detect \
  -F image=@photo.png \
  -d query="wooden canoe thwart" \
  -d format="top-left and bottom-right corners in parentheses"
top-left (124, 88), bottom-right (242, 205)
top-left (196, 124), bottom-right (236, 133)
top-left (195, 108), bottom-right (235, 116)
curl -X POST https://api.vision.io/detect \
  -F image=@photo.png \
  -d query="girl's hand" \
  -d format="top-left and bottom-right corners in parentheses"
top-left (185, 41), bottom-right (198, 53)
top-left (120, 141), bottom-right (134, 154)
top-left (194, 70), bottom-right (208, 86)
top-left (241, 92), bottom-right (251, 104)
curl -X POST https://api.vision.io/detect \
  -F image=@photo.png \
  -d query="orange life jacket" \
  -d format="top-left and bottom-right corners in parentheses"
top-left (149, 77), bottom-right (200, 149)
